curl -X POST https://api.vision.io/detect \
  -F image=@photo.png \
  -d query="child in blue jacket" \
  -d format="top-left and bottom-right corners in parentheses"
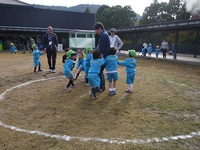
top-left (148, 43), bottom-right (153, 56)
top-left (105, 47), bottom-right (118, 95)
top-left (32, 44), bottom-right (44, 73)
top-left (155, 46), bottom-right (160, 59)
top-left (63, 50), bottom-right (77, 91)
top-left (117, 50), bottom-right (137, 93)
top-left (84, 46), bottom-right (93, 86)
top-left (74, 52), bottom-right (86, 80)
top-left (10, 43), bottom-right (17, 54)
top-left (88, 50), bottom-right (105, 99)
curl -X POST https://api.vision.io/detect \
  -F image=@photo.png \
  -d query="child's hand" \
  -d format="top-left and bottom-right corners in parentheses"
top-left (100, 53), bottom-right (104, 58)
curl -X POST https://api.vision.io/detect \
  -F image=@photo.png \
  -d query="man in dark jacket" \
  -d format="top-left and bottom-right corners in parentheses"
top-left (94, 22), bottom-right (110, 92)
top-left (43, 26), bottom-right (58, 73)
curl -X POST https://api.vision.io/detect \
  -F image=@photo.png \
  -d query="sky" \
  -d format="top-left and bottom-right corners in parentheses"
top-left (20, 0), bottom-right (169, 15)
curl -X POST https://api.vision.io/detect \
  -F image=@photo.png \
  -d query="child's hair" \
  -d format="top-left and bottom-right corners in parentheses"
top-left (109, 47), bottom-right (116, 55)
top-left (93, 50), bottom-right (101, 59)
top-left (77, 52), bottom-right (85, 58)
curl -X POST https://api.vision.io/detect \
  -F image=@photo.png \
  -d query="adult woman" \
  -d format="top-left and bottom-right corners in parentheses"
top-left (109, 28), bottom-right (123, 52)
top-left (160, 38), bottom-right (169, 59)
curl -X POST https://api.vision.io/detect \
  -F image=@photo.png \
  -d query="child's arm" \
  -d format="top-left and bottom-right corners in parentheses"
top-left (117, 59), bottom-right (129, 66)
top-left (39, 52), bottom-right (44, 55)
top-left (76, 60), bottom-right (81, 69)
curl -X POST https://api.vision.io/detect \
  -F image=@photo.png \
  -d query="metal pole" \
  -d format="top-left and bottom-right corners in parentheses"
top-left (194, 30), bottom-right (199, 58)
top-left (174, 31), bottom-right (179, 60)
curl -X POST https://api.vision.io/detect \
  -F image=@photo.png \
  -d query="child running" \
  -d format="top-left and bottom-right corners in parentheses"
top-left (88, 50), bottom-right (105, 99)
top-left (117, 50), bottom-right (137, 93)
top-left (63, 50), bottom-right (77, 91)
top-left (84, 46), bottom-right (93, 86)
top-left (74, 52), bottom-right (86, 80)
top-left (10, 43), bottom-right (17, 54)
top-left (105, 47), bottom-right (118, 95)
top-left (32, 44), bottom-right (44, 73)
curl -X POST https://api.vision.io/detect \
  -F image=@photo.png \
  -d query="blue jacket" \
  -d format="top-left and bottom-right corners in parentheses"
top-left (33, 50), bottom-right (44, 59)
top-left (98, 30), bottom-right (110, 58)
top-left (10, 46), bottom-right (16, 53)
top-left (117, 58), bottom-right (136, 74)
top-left (85, 54), bottom-right (92, 67)
top-left (105, 55), bottom-right (118, 72)
top-left (89, 58), bottom-right (105, 74)
top-left (76, 58), bottom-right (86, 69)
top-left (63, 58), bottom-right (74, 74)
top-left (148, 45), bottom-right (153, 54)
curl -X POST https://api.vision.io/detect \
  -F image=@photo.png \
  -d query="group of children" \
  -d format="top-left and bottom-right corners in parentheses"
top-left (63, 46), bottom-right (137, 100)
top-left (142, 44), bottom-right (160, 59)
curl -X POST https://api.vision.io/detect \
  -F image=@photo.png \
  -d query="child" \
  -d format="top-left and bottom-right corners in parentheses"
top-left (10, 43), bottom-right (17, 54)
top-left (84, 46), bottom-right (93, 86)
top-left (74, 52), bottom-right (86, 80)
top-left (105, 47), bottom-right (118, 95)
top-left (62, 48), bottom-right (76, 70)
top-left (88, 50), bottom-right (105, 99)
top-left (117, 50), bottom-right (137, 94)
top-left (32, 44), bottom-right (44, 73)
top-left (148, 43), bottom-right (153, 57)
top-left (155, 46), bottom-right (160, 59)
top-left (63, 50), bottom-right (77, 91)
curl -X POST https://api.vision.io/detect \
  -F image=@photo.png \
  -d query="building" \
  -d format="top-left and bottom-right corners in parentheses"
top-left (0, 0), bottom-right (96, 50)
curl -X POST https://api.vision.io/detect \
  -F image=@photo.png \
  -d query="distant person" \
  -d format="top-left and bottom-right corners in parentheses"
top-left (109, 28), bottom-right (123, 53)
top-left (105, 47), bottom-right (118, 95)
top-left (23, 37), bottom-right (32, 54)
top-left (160, 38), bottom-right (169, 59)
top-left (143, 41), bottom-right (148, 57)
top-left (10, 43), bottom-right (17, 54)
top-left (141, 46), bottom-right (145, 57)
top-left (148, 43), bottom-right (153, 57)
top-left (43, 26), bottom-right (58, 73)
top-left (32, 44), bottom-right (44, 73)
top-left (94, 22), bottom-right (110, 92)
top-left (117, 50), bottom-right (137, 94)
top-left (155, 46), bottom-right (160, 59)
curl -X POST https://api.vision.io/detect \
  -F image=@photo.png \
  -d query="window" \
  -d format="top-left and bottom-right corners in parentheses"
top-left (87, 34), bottom-right (93, 38)
top-left (77, 34), bottom-right (86, 38)
top-left (70, 33), bottom-right (75, 38)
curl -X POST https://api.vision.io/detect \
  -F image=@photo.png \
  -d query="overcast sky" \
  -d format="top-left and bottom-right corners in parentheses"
top-left (20, 0), bottom-right (169, 15)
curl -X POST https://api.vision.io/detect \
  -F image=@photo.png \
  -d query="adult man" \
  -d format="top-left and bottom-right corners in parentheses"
top-left (43, 26), bottom-right (58, 73)
top-left (94, 22), bottom-right (110, 92)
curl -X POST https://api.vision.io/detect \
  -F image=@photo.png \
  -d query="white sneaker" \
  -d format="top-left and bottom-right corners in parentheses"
top-left (86, 83), bottom-right (90, 86)
top-left (49, 69), bottom-right (52, 72)
top-left (52, 70), bottom-right (56, 73)
top-left (66, 87), bottom-right (72, 91)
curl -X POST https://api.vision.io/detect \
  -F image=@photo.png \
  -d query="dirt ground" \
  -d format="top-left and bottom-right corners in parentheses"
top-left (0, 51), bottom-right (200, 150)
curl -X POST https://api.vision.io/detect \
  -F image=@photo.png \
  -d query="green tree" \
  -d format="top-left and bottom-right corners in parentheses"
top-left (96, 5), bottom-right (136, 29)
top-left (84, 7), bottom-right (91, 13)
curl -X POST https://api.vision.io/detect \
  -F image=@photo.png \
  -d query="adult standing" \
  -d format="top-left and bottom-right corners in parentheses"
top-left (143, 41), bottom-right (148, 57)
top-left (43, 26), bottom-right (58, 73)
top-left (94, 22), bottom-right (110, 92)
top-left (109, 28), bottom-right (123, 52)
top-left (160, 38), bottom-right (169, 59)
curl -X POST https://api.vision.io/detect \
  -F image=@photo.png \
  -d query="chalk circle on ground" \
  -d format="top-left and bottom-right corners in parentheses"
top-left (0, 76), bottom-right (199, 144)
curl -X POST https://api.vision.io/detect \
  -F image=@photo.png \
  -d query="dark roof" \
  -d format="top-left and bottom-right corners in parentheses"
top-left (0, 0), bottom-right (30, 6)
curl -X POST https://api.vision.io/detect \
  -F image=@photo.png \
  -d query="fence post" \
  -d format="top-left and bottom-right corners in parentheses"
top-left (194, 30), bottom-right (199, 58)
top-left (174, 31), bottom-right (179, 60)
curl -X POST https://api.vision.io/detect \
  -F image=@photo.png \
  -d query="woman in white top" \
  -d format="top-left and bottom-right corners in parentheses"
top-left (143, 41), bottom-right (148, 57)
top-left (160, 38), bottom-right (169, 59)
top-left (109, 28), bottom-right (124, 52)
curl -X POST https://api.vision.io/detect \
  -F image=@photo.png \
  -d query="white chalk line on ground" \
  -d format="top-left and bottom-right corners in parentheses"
top-left (0, 76), bottom-right (200, 144)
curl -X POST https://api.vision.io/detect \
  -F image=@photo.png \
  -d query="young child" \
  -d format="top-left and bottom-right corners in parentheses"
top-left (148, 43), bottom-right (153, 57)
top-left (88, 50), bottom-right (105, 99)
top-left (63, 50), bottom-right (77, 91)
top-left (62, 49), bottom-right (76, 70)
top-left (105, 47), bottom-right (118, 95)
top-left (155, 45), bottom-right (160, 59)
top-left (117, 50), bottom-right (137, 93)
top-left (32, 44), bottom-right (44, 73)
top-left (10, 43), bottom-right (17, 54)
top-left (74, 52), bottom-right (86, 80)
top-left (84, 46), bottom-right (93, 86)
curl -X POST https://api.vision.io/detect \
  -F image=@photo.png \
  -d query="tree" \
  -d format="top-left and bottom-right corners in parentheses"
top-left (84, 7), bottom-right (91, 13)
top-left (96, 5), bottom-right (137, 29)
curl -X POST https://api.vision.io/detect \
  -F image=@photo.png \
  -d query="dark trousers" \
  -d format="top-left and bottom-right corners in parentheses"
top-left (144, 49), bottom-right (147, 57)
top-left (162, 49), bottom-right (167, 58)
top-left (46, 50), bottom-right (57, 70)
top-left (99, 64), bottom-right (106, 90)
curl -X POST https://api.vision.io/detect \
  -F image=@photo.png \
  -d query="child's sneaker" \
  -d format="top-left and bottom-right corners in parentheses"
top-left (66, 87), bottom-right (72, 91)
top-left (49, 69), bottom-right (52, 72)
top-left (38, 69), bottom-right (43, 72)
top-left (72, 83), bottom-right (77, 88)
top-left (112, 91), bottom-right (117, 95)
top-left (108, 91), bottom-right (113, 95)
top-left (91, 92), bottom-right (97, 100)
top-left (52, 70), bottom-right (56, 73)
top-left (125, 90), bottom-right (132, 94)
top-left (86, 83), bottom-right (90, 86)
